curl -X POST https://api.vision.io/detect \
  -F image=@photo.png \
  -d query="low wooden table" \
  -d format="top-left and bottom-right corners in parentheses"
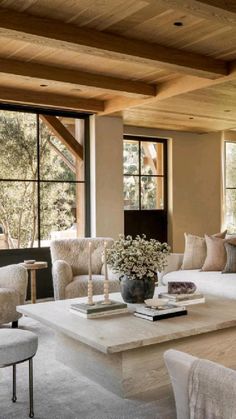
top-left (21, 261), bottom-right (48, 304)
top-left (17, 292), bottom-right (236, 399)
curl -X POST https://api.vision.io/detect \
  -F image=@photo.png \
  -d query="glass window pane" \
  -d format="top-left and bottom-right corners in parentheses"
top-left (141, 176), bottom-right (164, 209)
top-left (39, 117), bottom-right (83, 181)
top-left (0, 111), bottom-right (37, 180)
top-left (124, 176), bottom-right (139, 210)
top-left (226, 142), bottom-right (236, 188)
top-left (141, 142), bottom-right (163, 176)
top-left (225, 189), bottom-right (236, 234)
top-left (0, 181), bottom-right (38, 249)
top-left (123, 140), bottom-right (139, 175)
top-left (40, 182), bottom-right (84, 246)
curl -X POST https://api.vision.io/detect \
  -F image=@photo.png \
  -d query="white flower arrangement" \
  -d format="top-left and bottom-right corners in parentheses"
top-left (106, 235), bottom-right (170, 281)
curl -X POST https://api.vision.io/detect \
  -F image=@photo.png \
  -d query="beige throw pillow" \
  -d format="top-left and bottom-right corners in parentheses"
top-left (181, 231), bottom-right (227, 270)
top-left (181, 234), bottom-right (206, 270)
top-left (201, 235), bottom-right (236, 272)
top-left (202, 235), bottom-right (226, 271)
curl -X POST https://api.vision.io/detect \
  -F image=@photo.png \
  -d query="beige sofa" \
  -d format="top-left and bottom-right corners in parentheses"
top-left (50, 237), bottom-right (120, 300)
top-left (160, 253), bottom-right (236, 299)
top-left (0, 264), bottom-right (28, 327)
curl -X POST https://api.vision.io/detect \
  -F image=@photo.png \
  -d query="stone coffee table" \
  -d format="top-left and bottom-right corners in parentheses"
top-left (17, 292), bottom-right (236, 399)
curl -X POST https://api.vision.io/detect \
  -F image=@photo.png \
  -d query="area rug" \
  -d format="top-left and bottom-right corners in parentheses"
top-left (0, 317), bottom-right (176, 419)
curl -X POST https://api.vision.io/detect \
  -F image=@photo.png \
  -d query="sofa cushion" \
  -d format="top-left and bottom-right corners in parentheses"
top-left (162, 270), bottom-right (236, 300)
top-left (181, 231), bottom-right (226, 270)
top-left (202, 236), bottom-right (236, 272)
top-left (181, 234), bottom-right (206, 270)
top-left (202, 235), bottom-right (226, 272)
top-left (65, 275), bottom-right (120, 299)
top-left (223, 242), bottom-right (236, 273)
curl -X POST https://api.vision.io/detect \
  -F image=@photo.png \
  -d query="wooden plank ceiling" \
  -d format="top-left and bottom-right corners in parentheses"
top-left (0, 0), bottom-right (236, 132)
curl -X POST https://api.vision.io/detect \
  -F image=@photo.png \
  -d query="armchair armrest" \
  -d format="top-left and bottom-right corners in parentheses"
top-left (52, 260), bottom-right (73, 300)
top-left (164, 349), bottom-right (196, 419)
top-left (0, 264), bottom-right (28, 304)
top-left (158, 253), bottom-right (183, 283)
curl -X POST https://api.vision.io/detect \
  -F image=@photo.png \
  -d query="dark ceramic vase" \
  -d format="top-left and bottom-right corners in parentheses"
top-left (119, 276), bottom-right (156, 304)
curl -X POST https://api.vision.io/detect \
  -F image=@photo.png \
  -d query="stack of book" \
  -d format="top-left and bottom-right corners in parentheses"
top-left (69, 300), bottom-right (128, 319)
top-left (134, 304), bottom-right (187, 322)
top-left (159, 292), bottom-right (205, 306)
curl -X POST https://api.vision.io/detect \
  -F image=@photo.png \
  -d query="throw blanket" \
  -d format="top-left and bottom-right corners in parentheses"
top-left (189, 358), bottom-right (236, 419)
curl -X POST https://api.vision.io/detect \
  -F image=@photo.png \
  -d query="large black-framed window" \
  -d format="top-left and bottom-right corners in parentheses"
top-left (0, 104), bottom-right (90, 250)
top-left (123, 135), bottom-right (167, 211)
top-left (225, 141), bottom-right (236, 234)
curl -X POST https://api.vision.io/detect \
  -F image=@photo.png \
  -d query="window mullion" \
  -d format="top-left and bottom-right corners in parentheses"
top-left (138, 140), bottom-right (141, 210)
top-left (37, 114), bottom-right (41, 248)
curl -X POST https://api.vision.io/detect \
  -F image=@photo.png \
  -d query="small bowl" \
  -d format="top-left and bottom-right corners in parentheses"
top-left (144, 297), bottom-right (169, 308)
top-left (24, 260), bottom-right (36, 264)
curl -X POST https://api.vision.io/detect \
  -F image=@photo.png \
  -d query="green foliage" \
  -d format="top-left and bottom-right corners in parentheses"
top-left (0, 111), bottom-right (76, 248)
top-left (123, 141), bottom-right (160, 210)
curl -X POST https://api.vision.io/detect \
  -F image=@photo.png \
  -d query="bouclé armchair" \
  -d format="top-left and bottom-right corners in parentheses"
top-left (50, 238), bottom-right (120, 300)
top-left (0, 264), bottom-right (28, 327)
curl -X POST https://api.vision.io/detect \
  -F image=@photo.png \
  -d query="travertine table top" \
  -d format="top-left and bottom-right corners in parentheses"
top-left (17, 291), bottom-right (236, 354)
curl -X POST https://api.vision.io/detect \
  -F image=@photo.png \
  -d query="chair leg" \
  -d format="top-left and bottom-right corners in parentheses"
top-left (29, 358), bottom-right (34, 418)
top-left (12, 364), bottom-right (17, 402)
top-left (12, 321), bottom-right (18, 329)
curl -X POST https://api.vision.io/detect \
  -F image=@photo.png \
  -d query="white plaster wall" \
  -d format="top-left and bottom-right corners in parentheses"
top-left (125, 126), bottom-right (223, 252)
top-left (90, 115), bottom-right (124, 239)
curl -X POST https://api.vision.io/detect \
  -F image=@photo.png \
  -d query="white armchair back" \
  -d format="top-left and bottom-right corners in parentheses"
top-left (50, 237), bottom-right (116, 300)
top-left (50, 237), bottom-right (114, 276)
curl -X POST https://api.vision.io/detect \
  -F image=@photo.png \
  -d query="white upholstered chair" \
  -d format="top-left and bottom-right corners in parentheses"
top-left (164, 349), bottom-right (236, 419)
top-left (0, 264), bottom-right (28, 328)
top-left (50, 238), bottom-right (120, 300)
top-left (0, 329), bottom-right (38, 418)
top-left (164, 349), bottom-right (196, 419)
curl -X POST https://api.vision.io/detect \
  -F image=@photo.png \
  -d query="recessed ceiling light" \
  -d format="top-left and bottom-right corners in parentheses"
top-left (174, 21), bottom-right (183, 27)
top-left (71, 88), bottom-right (82, 92)
top-left (40, 84), bottom-right (48, 87)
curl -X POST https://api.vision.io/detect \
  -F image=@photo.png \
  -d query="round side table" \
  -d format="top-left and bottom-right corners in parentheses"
top-left (21, 262), bottom-right (48, 304)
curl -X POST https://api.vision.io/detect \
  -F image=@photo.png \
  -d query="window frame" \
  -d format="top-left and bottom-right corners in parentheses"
top-left (224, 140), bottom-right (236, 233)
top-left (0, 103), bottom-right (91, 249)
top-left (123, 134), bottom-right (168, 211)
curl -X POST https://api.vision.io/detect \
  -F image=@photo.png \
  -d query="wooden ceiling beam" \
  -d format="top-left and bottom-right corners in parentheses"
top-left (0, 8), bottom-right (228, 79)
top-left (101, 75), bottom-right (211, 114)
top-left (47, 139), bottom-right (76, 173)
top-left (0, 86), bottom-right (104, 113)
top-left (101, 66), bottom-right (236, 115)
top-left (40, 115), bottom-right (83, 160)
top-left (152, 0), bottom-right (236, 26)
top-left (0, 58), bottom-right (156, 98)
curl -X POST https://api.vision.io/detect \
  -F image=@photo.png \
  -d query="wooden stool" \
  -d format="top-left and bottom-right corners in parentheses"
top-left (21, 262), bottom-right (48, 304)
top-left (0, 329), bottom-right (38, 418)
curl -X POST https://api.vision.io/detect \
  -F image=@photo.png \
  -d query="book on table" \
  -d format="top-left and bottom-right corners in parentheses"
top-left (70, 300), bottom-right (128, 319)
top-left (70, 307), bottom-right (129, 319)
top-left (134, 304), bottom-right (187, 322)
top-left (159, 292), bottom-right (205, 305)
